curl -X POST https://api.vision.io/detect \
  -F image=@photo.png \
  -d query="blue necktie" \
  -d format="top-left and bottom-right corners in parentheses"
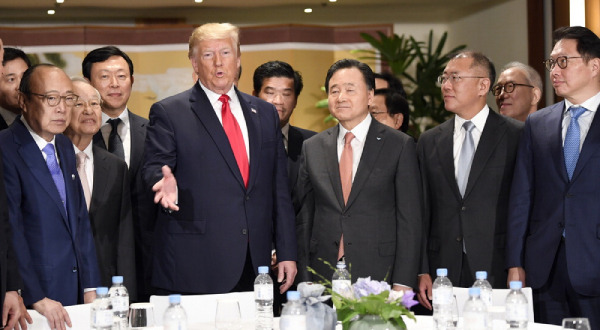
top-left (564, 106), bottom-right (587, 180)
top-left (42, 143), bottom-right (67, 211)
top-left (457, 121), bottom-right (475, 197)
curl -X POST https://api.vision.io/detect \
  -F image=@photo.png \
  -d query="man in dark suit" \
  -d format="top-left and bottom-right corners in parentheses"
top-left (506, 26), bottom-right (600, 328)
top-left (144, 23), bottom-right (297, 294)
top-left (83, 46), bottom-right (155, 300)
top-left (0, 47), bottom-right (31, 130)
top-left (0, 64), bottom-right (100, 329)
top-left (417, 51), bottom-right (523, 310)
top-left (64, 78), bottom-right (137, 299)
top-left (295, 59), bottom-right (422, 291)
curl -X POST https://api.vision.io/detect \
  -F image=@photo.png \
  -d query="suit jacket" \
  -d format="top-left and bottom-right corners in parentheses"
top-left (295, 119), bottom-right (422, 288)
top-left (286, 125), bottom-right (316, 190)
top-left (94, 110), bottom-right (155, 300)
top-left (0, 120), bottom-right (100, 306)
top-left (89, 145), bottom-right (137, 299)
top-left (0, 115), bottom-right (8, 131)
top-left (417, 109), bottom-right (522, 288)
top-left (506, 101), bottom-right (600, 296)
top-left (0, 151), bottom-right (22, 315)
top-left (143, 84), bottom-right (297, 293)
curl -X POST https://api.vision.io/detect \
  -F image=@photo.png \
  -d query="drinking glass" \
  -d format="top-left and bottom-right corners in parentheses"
top-left (562, 318), bottom-right (591, 330)
top-left (128, 302), bottom-right (155, 329)
top-left (215, 298), bottom-right (241, 330)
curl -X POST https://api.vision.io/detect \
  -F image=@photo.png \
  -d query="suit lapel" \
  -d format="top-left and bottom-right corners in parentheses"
top-left (189, 85), bottom-right (246, 189)
top-left (286, 126), bottom-right (302, 187)
top-left (542, 102), bottom-right (569, 182)
top-left (345, 120), bottom-right (385, 209)
top-left (90, 146), bottom-right (110, 214)
top-left (128, 110), bottom-right (146, 174)
top-left (325, 126), bottom-right (345, 209)
top-left (56, 136), bottom-right (78, 236)
top-left (571, 103), bottom-right (600, 182)
top-left (463, 111), bottom-right (506, 198)
top-left (435, 119), bottom-right (462, 200)
top-left (238, 90), bottom-right (261, 192)
top-left (93, 130), bottom-right (106, 149)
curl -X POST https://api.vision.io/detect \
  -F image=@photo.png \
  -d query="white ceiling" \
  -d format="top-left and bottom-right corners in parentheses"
top-left (0, 0), bottom-right (511, 24)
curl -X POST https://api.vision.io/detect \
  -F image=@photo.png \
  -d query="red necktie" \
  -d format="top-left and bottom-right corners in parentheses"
top-left (338, 132), bottom-right (354, 260)
top-left (219, 94), bottom-right (249, 187)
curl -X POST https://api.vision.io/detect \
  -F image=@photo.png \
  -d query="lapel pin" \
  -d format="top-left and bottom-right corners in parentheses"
top-left (71, 174), bottom-right (76, 180)
top-left (251, 108), bottom-right (257, 114)
top-left (376, 137), bottom-right (382, 141)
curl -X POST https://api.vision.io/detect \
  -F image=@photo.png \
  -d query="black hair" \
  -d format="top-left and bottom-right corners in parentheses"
top-left (374, 72), bottom-right (407, 99)
top-left (553, 26), bottom-right (600, 61)
top-left (452, 51), bottom-right (496, 93)
top-left (374, 88), bottom-right (410, 132)
top-left (3, 47), bottom-right (32, 67)
top-left (252, 61), bottom-right (303, 97)
top-left (325, 59), bottom-right (374, 93)
top-left (82, 46), bottom-right (134, 79)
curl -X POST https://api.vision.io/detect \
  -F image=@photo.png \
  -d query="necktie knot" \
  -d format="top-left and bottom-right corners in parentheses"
top-left (569, 106), bottom-right (586, 120)
top-left (108, 118), bottom-right (122, 131)
top-left (463, 120), bottom-right (475, 133)
top-left (42, 143), bottom-right (55, 157)
top-left (76, 151), bottom-right (87, 170)
top-left (219, 94), bottom-right (230, 105)
top-left (344, 132), bottom-right (355, 145)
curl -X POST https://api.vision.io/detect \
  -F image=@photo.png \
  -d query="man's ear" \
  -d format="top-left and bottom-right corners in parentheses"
top-left (392, 113), bottom-right (403, 130)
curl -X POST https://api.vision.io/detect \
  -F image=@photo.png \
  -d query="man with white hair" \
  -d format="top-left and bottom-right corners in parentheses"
top-left (494, 61), bottom-right (543, 122)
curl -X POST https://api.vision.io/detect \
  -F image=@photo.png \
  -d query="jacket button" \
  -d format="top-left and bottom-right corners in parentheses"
top-left (456, 236), bottom-right (463, 242)
top-left (242, 229), bottom-right (247, 235)
top-left (72, 267), bottom-right (77, 273)
top-left (461, 206), bottom-right (467, 211)
top-left (245, 195), bottom-right (250, 201)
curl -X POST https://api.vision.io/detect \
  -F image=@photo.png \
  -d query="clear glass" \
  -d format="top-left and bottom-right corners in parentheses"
top-left (562, 318), bottom-right (591, 330)
top-left (215, 299), bottom-right (241, 330)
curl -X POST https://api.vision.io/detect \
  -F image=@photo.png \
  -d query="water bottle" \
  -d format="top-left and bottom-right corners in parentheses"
top-left (505, 281), bottom-right (528, 329)
top-left (279, 291), bottom-right (306, 330)
top-left (254, 266), bottom-right (274, 330)
top-left (90, 287), bottom-right (113, 330)
top-left (332, 260), bottom-right (352, 301)
top-left (108, 276), bottom-right (129, 330)
top-left (463, 287), bottom-right (490, 330)
top-left (472, 271), bottom-right (493, 309)
top-left (432, 268), bottom-right (454, 330)
top-left (163, 294), bottom-right (187, 330)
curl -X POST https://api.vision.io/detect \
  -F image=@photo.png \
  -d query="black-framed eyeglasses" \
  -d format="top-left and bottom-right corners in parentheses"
top-left (437, 74), bottom-right (487, 85)
top-left (543, 56), bottom-right (583, 71)
top-left (29, 92), bottom-right (78, 107)
top-left (492, 82), bottom-right (534, 96)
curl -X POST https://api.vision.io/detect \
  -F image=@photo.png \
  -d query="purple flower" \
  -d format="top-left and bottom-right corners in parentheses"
top-left (352, 277), bottom-right (391, 299)
top-left (401, 290), bottom-right (419, 309)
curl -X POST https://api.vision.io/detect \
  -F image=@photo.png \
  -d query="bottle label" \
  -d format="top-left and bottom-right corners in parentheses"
top-left (279, 315), bottom-right (306, 330)
top-left (111, 296), bottom-right (129, 312)
top-left (92, 310), bottom-right (113, 327)
top-left (432, 287), bottom-right (452, 304)
top-left (254, 283), bottom-right (273, 300)
top-left (506, 303), bottom-right (528, 321)
top-left (332, 280), bottom-right (353, 299)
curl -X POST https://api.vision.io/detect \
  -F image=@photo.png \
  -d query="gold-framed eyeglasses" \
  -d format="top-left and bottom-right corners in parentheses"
top-left (74, 99), bottom-right (102, 109)
top-left (29, 92), bottom-right (78, 107)
top-left (437, 74), bottom-right (487, 85)
top-left (492, 82), bottom-right (534, 96)
top-left (543, 56), bottom-right (583, 71)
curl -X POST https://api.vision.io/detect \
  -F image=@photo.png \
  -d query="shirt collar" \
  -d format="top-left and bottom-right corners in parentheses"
top-left (20, 116), bottom-right (56, 151)
top-left (338, 114), bottom-right (372, 144)
top-left (454, 105), bottom-right (490, 133)
top-left (101, 107), bottom-right (130, 128)
top-left (564, 91), bottom-right (600, 114)
top-left (73, 142), bottom-right (93, 159)
top-left (198, 81), bottom-right (238, 108)
top-left (281, 122), bottom-right (290, 140)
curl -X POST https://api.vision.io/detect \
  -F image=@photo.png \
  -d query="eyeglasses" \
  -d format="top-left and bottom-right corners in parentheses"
top-left (437, 74), bottom-right (487, 85)
top-left (543, 56), bottom-right (583, 71)
top-left (74, 99), bottom-right (101, 109)
top-left (492, 82), bottom-right (534, 96)
top-left (29, 92), bottom-right (78, 107)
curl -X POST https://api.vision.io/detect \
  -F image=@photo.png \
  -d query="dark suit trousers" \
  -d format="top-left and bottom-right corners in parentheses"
top-left (533, 239), bottom-right (600, 328)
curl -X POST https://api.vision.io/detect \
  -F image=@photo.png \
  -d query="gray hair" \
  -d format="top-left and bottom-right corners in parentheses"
top-left (501, 61), bottom-right (543, 91)
top-left (71, 76), bottom-right (102, 101)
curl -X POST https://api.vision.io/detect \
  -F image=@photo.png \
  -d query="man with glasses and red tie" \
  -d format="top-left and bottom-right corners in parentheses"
top-left (495, 62), bottom-right (543, 122)
top-left (506, 26), bottom-right (600, 327)
top-left (0, 64), bottom-right (100, 330)
top-left (416, 51), bottom-right (523, 310)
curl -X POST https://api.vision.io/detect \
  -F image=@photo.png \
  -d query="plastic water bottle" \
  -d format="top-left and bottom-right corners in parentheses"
top-left (163, 294), bottom-right (187, 330)
top-left (279, 291), bottom-right (306, 330)
top-left (432, 268), bottom-right (454, 330)
top-left (332, 260), bottom-right (352, 300)
top-left (254, 266), bottom-right (274, 330)
top-left (505, 281), bottom-right (528, 329)
top-left (108, 276), bottom-right (129, 330)
top-left (463, 287), bottom-right (490, 330)
top-left (91, 287), bottom-right (113, 330)
top-left (472, 271), bottom-right (493, 309)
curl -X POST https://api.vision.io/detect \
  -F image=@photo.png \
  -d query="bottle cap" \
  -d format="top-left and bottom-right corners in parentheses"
top-left (112, 275), bottom-right (124, 284)
top-left (336, 261), bottom-right (346, 269)
top-left (169, 294), bottom-right (181, 304)
top-left (96, 287), bottom-right (108, 295)
top-left (286, 291), bottom-right (301, 300)
top-left (436, 268), bottom-right (448, 277)
top-left (475, 271), bottom-right (487, 280)
top-left (258, 266), bottom-right (269, 274)
top-left (509, 281), bottom-right (523, 290)
top-left (469, 287), bottom-right (480, 296)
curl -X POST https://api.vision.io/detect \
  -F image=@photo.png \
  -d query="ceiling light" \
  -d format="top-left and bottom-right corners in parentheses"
top-left (48, 9), bottom-right (55, 14)
top-left (56, 0), bottom-right (64, 3)
top-left (194, 0), bottom-right (203, 2)
top-left (304, 8), bottom-right (312, 13)
top-left (329, 0), bottom-right (337, 2)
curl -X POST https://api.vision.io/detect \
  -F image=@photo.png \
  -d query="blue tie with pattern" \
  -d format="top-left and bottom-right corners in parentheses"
top-left (564, 106), bottom-right (587, 180)
top-left (42, 143), bottom-right (67, 211)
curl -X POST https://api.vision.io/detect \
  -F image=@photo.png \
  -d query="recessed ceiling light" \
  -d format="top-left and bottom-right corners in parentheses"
top-left (194, 0), bottom-right (202, 2)
top-left (304, 8), bottom-right (312, 13)
top-left (329, 0), bottom-right (337, 2)
top-left (56, 0), bottom-right (64, 3)
top-left (48, 9), bottom-right (56, 14)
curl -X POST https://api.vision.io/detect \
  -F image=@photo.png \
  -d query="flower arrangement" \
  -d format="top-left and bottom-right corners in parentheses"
top-left (309, 262), bottom-right (418, 330)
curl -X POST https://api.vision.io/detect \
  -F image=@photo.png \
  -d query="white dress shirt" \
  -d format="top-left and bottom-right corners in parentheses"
top-left (561, 91), bottom-right (600, 150)
top-left (337, 114), bottom-right (372, 182)
top-left (99, 108), bottom-right (131, 167)
top-left (21, 116), bottom-right (59, 163)
top-left (73, 143), bottom-right (94, 193)
top-left (453, 105), bottom-right (490, 180)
